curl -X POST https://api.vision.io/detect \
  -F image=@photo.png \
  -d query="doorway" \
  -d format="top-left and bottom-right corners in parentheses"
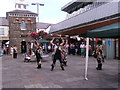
top-left (21, 41), bottom-right (27, 53)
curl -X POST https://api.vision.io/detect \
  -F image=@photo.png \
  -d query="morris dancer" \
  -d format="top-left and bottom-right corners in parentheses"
top-left (50, 36), bottom-right (65, 71)
top-left (35, 45), bottom-right (43, 69)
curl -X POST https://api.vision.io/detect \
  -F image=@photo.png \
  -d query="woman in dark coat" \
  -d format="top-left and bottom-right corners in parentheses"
top-left (13, 45), bottom-right (17, 58)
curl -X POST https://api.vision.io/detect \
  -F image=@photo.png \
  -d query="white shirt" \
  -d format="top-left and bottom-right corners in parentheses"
top-left (80, 44), bottom-right (85, 49)
top-left (53, 45), bottom-right (61, 53)
top-left (66, 44), bottom-right (69, 49)
top-left (31, 43), bottom-right (33, 49)
top-left (48, 45), bottom-right (51, 50)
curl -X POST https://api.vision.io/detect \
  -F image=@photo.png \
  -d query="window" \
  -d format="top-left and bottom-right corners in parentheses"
top-left (0, 28), bottom-right (4, 35)
top-left (18, 5), bottom-right (21, 8)
top-left (24, 5), bottom-right (26, 9)
top-left (21, 21), bottom-right (26, 30)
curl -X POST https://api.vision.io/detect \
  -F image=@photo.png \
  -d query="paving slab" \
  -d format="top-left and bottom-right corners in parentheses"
top-left (1, 54), bottom-right (119, 89)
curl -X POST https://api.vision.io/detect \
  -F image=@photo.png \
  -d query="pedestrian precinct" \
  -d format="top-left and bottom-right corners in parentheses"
top-left (50, 36), bottom-right (65, 71)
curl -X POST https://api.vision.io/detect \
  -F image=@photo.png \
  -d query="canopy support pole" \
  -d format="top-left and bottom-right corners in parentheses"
top-left (85, 38), bottom-right (89, 80)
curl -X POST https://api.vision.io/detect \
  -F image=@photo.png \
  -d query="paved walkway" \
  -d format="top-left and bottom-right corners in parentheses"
top-left (1, 54), bottom-right (120, 89)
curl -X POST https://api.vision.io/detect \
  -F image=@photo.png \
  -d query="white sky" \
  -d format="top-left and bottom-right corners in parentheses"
top-left (1, 0), bottom-right (119, 24)
top-left (0, 0), bottom-right (72, 24)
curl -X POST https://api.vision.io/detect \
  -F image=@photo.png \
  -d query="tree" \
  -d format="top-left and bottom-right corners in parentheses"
top-left (38, 30), bottom-right (48, 39)
top-left (30, 30), bottom-right (48, 40)
top-left (30, 32), bottom-right (39, 40)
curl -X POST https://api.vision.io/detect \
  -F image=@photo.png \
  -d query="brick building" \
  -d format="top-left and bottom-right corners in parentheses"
top-left (6, 0), bottom-right (38, 53)
top-left (0, 17), bottom-right (9, 47)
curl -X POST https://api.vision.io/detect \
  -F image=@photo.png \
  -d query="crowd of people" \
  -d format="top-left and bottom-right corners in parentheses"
top-left (1, 44), bottom-right (18, 59)
top-left (31, 38), bottom-right (105, 71)
top-left (0, 37), bottom-right (105, 71)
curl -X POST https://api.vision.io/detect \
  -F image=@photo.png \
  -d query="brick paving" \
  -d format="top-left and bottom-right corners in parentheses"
top-left (1, 53), bottom-right (120, 89)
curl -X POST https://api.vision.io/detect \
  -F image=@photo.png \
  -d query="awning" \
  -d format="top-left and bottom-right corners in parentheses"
top-left (5, 41), bottom-right (9, 44)
top-left (38, 39), bottom-right (50, 43)
top-left (83, 22), bottom-right (120, 38)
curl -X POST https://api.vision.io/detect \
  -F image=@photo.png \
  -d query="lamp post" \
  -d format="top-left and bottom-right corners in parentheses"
top-left (31, 3), bottom-right (44, 22)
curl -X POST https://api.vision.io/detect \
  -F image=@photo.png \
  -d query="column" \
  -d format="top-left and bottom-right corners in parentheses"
top-left (118, 39), bottom-right (120, 60)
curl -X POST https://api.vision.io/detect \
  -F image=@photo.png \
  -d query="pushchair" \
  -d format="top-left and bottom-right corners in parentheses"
top-left (24, 53), bottom-right (32, 62)
top-left (0, 50), bottom-right (3, 57)
top-left (0, 53), bottom-right (3, 57)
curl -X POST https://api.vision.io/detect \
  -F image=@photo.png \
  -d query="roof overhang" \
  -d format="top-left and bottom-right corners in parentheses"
top-left (82, 22), bottom-right (120, 38)
top-left (6, 10), bottom-right (38, 19)
top-left (61, 0), bottom-right (93, 14)
top-left (54, 17), bottom-right (120, 38)
top-left (6, 10), bottom-right (38, 15)
top-left (50, 2), bottom-right (120, 38)
top-left (36, 22), bottom-right (51, 29)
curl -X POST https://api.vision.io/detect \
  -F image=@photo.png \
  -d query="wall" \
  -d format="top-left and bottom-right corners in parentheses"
top-left (105, 39), bottom-right (115, 59)
top-left (0, 26), bottom-right (9, 40)
top-left (8, 16), bottom-right (36, 53)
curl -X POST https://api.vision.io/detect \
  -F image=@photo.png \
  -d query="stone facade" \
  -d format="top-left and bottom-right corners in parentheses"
top-left (6, 10), bottom-right (38, 53)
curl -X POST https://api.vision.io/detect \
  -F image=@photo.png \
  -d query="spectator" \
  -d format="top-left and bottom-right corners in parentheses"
top-left (10, 46), bottom-right (14, 57)
top-left (80, 42), bottom-right (86, 57)
top-left (48, 44), bottom-right (52, 53)
top-left (13, 45), bottom-right (17, 58)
